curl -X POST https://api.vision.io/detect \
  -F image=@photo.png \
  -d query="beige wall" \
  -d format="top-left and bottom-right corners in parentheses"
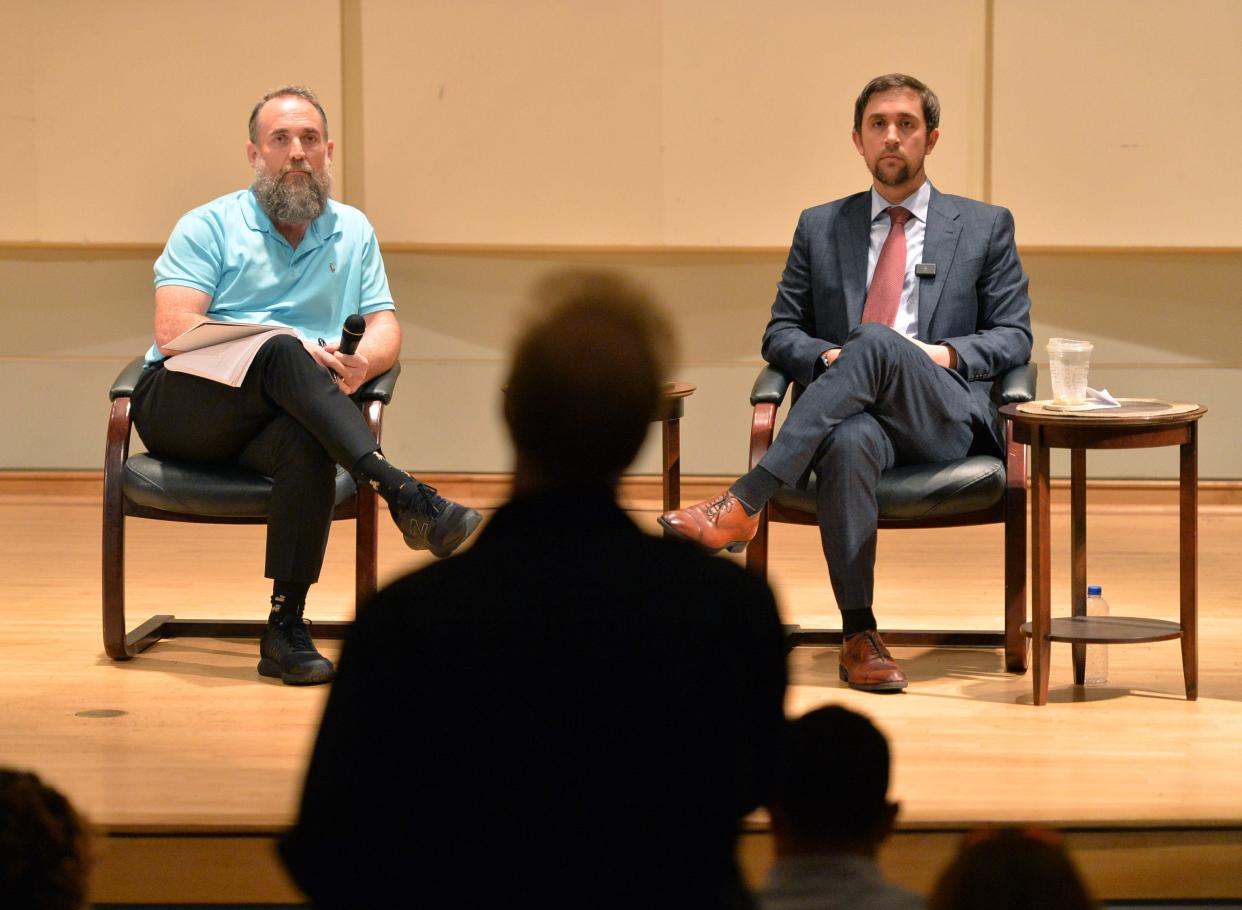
top-left (3, 1), bottom-right (1240, 478)
top-left (992, 0), bottom-right (1242, 246)
top-left (0, 0), bottom-right (342, 243)
top-left (357, 0), bottom-right (986, 244)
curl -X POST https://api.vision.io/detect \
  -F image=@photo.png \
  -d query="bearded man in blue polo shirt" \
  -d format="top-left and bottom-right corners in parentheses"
top-left (130, 86), bottom-right (481, 687)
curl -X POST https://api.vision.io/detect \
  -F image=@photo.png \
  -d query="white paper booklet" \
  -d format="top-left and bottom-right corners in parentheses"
top-left (162, 320), bottom-right (299, 387)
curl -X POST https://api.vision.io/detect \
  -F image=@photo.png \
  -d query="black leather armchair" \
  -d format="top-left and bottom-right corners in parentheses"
top-left (747, 362), bottom-right (1036, 672)
top-left (102, 357), bottom-right (400, 660)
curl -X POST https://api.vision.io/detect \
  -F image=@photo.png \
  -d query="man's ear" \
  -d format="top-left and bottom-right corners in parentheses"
top-left (924, 127), bottom-right (940, 155)
top-left (851, 129), bottom-right (864, 156)
top-left (246, 141), bottom-right (258, 168)
top-left (326, 138), bottom-right (335, 164)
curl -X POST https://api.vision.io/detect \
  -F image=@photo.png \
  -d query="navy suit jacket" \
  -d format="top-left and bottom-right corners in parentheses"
top-left (761, 184), bottom-right (1032, 452)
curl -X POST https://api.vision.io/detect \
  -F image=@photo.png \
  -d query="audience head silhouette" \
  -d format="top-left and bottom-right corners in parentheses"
top-left (504, 270), bottom-right (675, 491)
top-left (929, 826), bottom-right (1098, 910)
top-left (768, 705), bottom-right (897, 857)
top-left (0, 769), bottom-right (91, 910)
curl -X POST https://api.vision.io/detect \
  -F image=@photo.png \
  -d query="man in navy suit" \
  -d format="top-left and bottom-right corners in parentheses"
top-left (661, 73), bottom-right (1032, 692)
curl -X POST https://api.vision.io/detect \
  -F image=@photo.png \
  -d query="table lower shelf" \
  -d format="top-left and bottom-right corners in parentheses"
top-left (1020, 615), bottom-right (1182, 644)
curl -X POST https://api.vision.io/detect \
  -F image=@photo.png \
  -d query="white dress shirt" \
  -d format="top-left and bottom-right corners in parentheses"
top-left (865, 181), bottom-right (931, 340)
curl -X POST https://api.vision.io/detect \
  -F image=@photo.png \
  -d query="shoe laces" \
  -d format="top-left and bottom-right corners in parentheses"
top-left (276, 613), bottom-right (316, 652)
top-left (857, 630), bottom-right (890, 659)
top-left (702, 491), bottom-right (736, 524)
top-left (402, 482), bottom-right (446, 519)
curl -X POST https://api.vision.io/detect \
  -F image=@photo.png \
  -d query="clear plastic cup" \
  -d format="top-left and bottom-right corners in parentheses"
top-left (1046, 338), bottom-right (1093, 406)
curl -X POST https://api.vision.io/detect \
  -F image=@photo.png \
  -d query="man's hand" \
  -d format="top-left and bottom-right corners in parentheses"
top-left (303, 340), bottom-right (369, 395)
top-left (904, 337), bottom-right (958, 369)
top-left (828, 338), bottom-right (958, 370)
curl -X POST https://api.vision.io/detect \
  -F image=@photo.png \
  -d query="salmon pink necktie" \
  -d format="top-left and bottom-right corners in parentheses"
top-left (861, 206), bottom-right (911, 327)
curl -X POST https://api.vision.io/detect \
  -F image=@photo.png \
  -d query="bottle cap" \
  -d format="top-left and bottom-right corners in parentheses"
top-left (1087, 585), bottom-right (1102, 596)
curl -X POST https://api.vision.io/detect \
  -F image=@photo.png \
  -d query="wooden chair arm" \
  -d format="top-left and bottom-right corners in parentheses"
top-left (750, 403), bottom-right (777, 471)
top-left (749, 365), bottom-right (790, 470)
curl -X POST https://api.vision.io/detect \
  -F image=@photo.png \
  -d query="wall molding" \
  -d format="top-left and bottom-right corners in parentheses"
top-left (6, 471), bottom-right (1240, 511)
top-left (4, 241), bottom-right (1241, 257)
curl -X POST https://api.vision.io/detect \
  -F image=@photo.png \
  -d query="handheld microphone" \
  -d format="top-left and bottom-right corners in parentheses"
top-left (339, 315), bottom-right (366, 355)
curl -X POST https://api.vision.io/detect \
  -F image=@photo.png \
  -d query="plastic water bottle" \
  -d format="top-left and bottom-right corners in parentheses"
top-left (1085, 585), bottom-right (1108, 686)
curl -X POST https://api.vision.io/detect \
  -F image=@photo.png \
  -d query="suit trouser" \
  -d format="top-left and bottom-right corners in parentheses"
top-left (759, 323), bottom-right (981, 614)
top-left (130, 334), bottom-right (381, 585)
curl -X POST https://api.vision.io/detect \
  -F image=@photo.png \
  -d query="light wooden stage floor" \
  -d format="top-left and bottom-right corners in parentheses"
top-left (3, 489), bottom-right (1242, 903)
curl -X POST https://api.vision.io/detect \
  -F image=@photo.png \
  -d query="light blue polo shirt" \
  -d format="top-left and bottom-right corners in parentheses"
top-left (146, 189), bottom-right (395, 363)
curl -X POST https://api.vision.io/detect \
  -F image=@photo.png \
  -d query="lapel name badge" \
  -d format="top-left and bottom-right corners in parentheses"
top-left (915, 263), bottom-right (937, 278)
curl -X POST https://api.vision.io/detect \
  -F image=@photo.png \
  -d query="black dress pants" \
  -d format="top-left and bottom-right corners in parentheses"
top-left (131, 334), bottom-right (381, 585)
top-left (759, 323), bottom-right (981, 614)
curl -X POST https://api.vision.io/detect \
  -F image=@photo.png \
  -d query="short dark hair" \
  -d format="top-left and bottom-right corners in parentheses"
top-left (772, 706), bottom-right (891, 841)
top-left (0, 769), bottom-right (91, 910)
top-left (504, 270), bottom-right (675, 486)
top-left (853, 73), bottom-right (940, 133)
top-left (249, 85), bottom-right (330, 143)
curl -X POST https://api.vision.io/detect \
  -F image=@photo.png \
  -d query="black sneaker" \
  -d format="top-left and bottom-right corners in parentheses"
top-left (390, 482), bottom-right (482, 557)
top-left (258, 613), bottom-right (335, 686)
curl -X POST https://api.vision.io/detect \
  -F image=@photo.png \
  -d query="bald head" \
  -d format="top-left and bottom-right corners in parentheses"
top-left (504, 271), bottom-right (675, 489)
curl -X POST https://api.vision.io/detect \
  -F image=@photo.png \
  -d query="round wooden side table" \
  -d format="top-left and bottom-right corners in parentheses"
top-left (999, 399), bottom-right (1207, 706)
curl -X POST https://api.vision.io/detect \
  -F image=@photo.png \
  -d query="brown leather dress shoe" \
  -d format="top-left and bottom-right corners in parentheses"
top-left (839, 630), bottom-right (908, 692)
top-left (657, 490), bottom-right (759, 554)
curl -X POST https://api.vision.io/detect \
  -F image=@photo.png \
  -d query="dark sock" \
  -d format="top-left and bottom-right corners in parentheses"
top-left (270, 581), bottom-right (310, 622)
top-left (729, 466), bottom-right (782, 515)
top-left (842, 609), bottom-right (878, 638)
top-left (352, 450), bottom-right (415, 504)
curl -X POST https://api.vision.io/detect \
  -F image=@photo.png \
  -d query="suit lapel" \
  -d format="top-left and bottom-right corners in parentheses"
top-left (918, 186), bottom-right (962, 339)
top-left (836, 193), bottom-right (872, 327)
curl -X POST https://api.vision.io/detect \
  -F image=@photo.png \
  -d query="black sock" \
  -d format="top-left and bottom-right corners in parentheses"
top-left (729, 466), bottom-right (782, 516)
top-left (352, 450), bottom-right (415, 504)
top-left (842, 609), bottom-right (878, 638)
top-left (271, 581), bottom-right (309, 622)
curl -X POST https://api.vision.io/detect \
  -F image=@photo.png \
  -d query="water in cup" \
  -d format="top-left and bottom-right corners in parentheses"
top-left (1047, 338), bottom-right (1093, 406)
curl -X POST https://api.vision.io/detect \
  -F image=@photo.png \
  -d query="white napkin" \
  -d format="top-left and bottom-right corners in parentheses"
top-left (1085, 387), bottom-right (1121, 408)
top-left (1045, 387), bottom-right (1122, 411)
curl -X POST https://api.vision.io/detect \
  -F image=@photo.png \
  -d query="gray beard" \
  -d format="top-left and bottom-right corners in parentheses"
top-left (252, 162), bottom-right (332, 224)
